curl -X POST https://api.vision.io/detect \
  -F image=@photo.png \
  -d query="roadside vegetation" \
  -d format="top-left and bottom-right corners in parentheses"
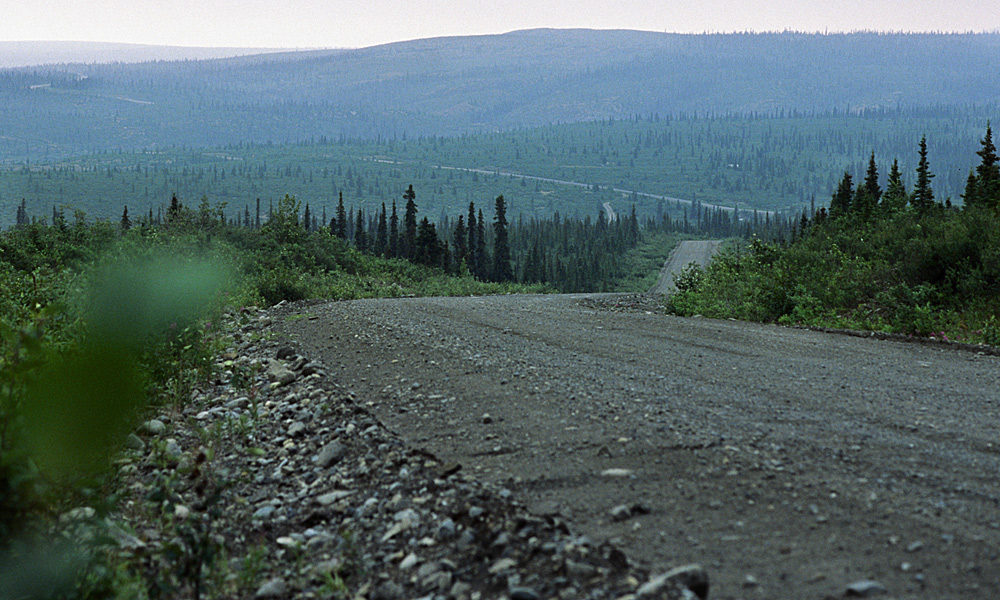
top-left (0, 189), bottom-right (547, 597)
top-left (668, 126), bottom-right (1000, 347)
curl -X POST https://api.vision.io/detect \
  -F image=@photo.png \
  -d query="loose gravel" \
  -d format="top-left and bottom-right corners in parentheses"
top-left (96, 305), bottom-right (703, 600)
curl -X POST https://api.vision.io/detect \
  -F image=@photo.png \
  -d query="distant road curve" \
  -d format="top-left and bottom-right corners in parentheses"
top-left (648, 239), bottom-right (723, 294)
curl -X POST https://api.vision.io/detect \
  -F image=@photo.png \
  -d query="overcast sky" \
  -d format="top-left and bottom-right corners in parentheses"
top-left (4, 0), bottom-right (1000, 48)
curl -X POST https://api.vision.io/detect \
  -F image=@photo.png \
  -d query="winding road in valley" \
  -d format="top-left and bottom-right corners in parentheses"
top-left (282, 263), bottom-right (1000, 599)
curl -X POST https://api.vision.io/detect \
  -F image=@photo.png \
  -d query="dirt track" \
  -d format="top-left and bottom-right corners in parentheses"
top-left (648, 240), bottom-right (724, 294)
top-left (283, 293), bottom-right (1000, 599)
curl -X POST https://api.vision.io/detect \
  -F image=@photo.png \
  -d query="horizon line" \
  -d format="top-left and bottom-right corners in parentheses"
top-left (2, 27), bottom-right (999, 52)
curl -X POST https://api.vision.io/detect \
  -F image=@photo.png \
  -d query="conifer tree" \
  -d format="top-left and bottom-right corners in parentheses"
top-left (389, 200), bottom-right (399, 258)
top-left (376, 203), bottom-right (388, 256)
top-left (120, 205), bottom-right (131, 230)
top-left (402, 185), bottom-right (418, 260)
top-left (453, 215), bottom-right (469, 271)
top-left (354, 208), bottom-right (366, 251)
top-left (830, 172), bottom-right (853, 218)
top-left (492, 195), bottom-right (513, 282)
top-left (628, 204), bottom-right (639, 245)
top-left (415, 217), bottom-right (442, 267)
top-left (15, 199), bottom-right (27, 229)
top-left (167, 194), bottom-right (182, 224)
top-left (863, 152), bottom-right (882, 202)
top-left (476, 208), bottom-right (488, 280)
top-left (911, 136), bottom-right (936, 215)
top-left (881, 159), bottom-right (908, 214)
top-left (303, 203), bottom-right (311, 232)
top-left (467, 202), bottom-right (478, 277)
top-left (964, 122), bottom-right (1000, 210)
top-left (333, 191), bottom-right (347, 239)
top-left (853, 152), bottom-right (881, 219)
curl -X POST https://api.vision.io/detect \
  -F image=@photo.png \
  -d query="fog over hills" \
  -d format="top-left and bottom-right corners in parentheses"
top-left (2, 29), bottom-right (998, 159)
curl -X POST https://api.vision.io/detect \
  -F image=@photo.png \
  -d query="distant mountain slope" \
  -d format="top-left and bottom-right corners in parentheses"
top-left (2, 29), bottom-right (998, 159)
top-left (0, 41), bottom-right (301, 68)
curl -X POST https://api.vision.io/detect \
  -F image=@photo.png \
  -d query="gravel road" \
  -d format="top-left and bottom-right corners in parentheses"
top-left (284, 294), bottom-right (1000, 599)
top-left (648, 240), bottom-right (724, 294)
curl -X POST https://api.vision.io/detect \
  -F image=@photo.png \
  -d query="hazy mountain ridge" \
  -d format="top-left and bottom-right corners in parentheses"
top-left (0, 41), bottom-right (306, 68)
top-left (2, 29), bottom-right (999, 160)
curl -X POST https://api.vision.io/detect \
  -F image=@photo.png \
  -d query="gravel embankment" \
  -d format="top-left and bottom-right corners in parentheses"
top-left (101, 306), bottom-right (703, 600)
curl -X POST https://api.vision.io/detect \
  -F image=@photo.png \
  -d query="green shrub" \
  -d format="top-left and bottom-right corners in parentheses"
top-left (666, 206), bottom-right (1000, 346)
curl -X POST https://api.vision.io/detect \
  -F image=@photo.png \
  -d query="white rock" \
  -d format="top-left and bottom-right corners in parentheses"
top-left (601, 468), bottom-right (634, 477)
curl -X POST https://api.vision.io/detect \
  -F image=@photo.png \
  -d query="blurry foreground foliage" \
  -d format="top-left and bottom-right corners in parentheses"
top-left (0, 198), bottom-right (538, 598)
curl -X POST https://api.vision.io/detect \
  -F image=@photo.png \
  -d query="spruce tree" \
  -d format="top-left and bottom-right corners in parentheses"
top-left (415, 217), bottom-right (441, 267)
top-left (376, 203), bottom-right (388, 256)
top-left (120, 205), bottom-right (131, 230)
top-left (167, 194), bottom-right (182, 224)
top-left (303, 203), bottom-right (311, 232)
top-left (964, 122), bottom-right (1000, 210)
top-left (911, 136), bottom-right (936, 215)
top-left (492, 195), bottom-right (513, 282)
top-left (15, 199), bottom-right (27, 229)
top-left (628, 204), bottom-right (639, 245)
top-left (354, 208), bottom-right (366, 251)
top-left (403, 185), bottom-right (418, 260)
top-left (852, 152), bottom-right (881, 220)
top-left (389, 200), bottom-right (399, 258)
top-left (453, 215), bottom-right (469, 271)
top-left (467, 202), bottom-right (478, 277)
top-left (881, 159), bottom-right (908, 214)
top-left (863, 152), bottom-right (882, 202)
top-left (475, 209), bottom-right (488, 280)
top-left (334, 192), bottom-right (347, 239)
top-left (830, 172), bottom-right (853, 218)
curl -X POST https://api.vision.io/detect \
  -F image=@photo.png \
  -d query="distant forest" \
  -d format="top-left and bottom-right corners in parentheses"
top-left (2, 107), bottom-right (996, 229)
top-left (2, 30), bottom-right (999, 160)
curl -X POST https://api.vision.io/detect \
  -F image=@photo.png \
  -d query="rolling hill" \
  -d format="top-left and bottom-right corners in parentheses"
top-left (0, 41), bottom-right (298, 68)
top-left (2, 29), bottom-right (999, 161)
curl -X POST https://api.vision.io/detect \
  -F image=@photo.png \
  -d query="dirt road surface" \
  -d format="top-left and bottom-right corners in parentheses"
top-left (283, 294), bottom-right (1000, 599)
top-left (649, 240), bottom-right (724, 294)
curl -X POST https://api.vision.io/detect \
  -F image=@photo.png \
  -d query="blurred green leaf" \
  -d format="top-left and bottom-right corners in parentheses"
top-left (86, 254), bottom-right (227, 347)
top-left (21, 254), bottom-right (227, 478)
top-left (22, 345), bottom-right (144, 477)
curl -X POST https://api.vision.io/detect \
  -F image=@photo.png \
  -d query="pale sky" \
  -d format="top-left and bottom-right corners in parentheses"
top-left (4, 0), bottom-right (1000, 48)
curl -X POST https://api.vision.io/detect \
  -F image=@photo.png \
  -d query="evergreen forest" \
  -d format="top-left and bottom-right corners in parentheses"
top-left (3, 107), bottom-right (997, 230)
